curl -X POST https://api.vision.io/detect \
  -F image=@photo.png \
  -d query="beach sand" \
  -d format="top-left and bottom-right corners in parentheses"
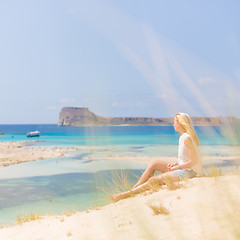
top-left (0, 141), bottom-right (79, 167)
top-left (1, 141), bottom-right (240, 239)
top-left (0, 174), bottom-right (240, 240)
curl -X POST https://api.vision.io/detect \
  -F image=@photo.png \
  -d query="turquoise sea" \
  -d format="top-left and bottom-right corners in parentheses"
top-left (0, 124), bottom-right (239, 225)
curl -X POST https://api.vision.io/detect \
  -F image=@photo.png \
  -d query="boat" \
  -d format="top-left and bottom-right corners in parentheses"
top-left (26, 130), bottom-right (40, 137)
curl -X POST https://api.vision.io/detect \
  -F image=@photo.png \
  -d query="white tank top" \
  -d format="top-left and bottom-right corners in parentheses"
top-left (177, 132), bottom-right (203, 176)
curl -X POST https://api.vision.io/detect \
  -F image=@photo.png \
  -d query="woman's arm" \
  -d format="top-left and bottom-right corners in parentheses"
top-left (171, 137), bottom-right (198, 170)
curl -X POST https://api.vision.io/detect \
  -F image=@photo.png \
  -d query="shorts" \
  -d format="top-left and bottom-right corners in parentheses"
top-left (172, 169), bottom-right (197, 180)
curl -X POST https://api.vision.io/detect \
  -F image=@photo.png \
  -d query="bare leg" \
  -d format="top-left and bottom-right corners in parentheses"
top-left (109, 172), bottom-right (179, 201)
top-left (132, 160), bottom-right (170, 190)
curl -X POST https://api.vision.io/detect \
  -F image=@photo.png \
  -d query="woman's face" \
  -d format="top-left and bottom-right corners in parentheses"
top-left (174, 117), bottom-right (181, 132)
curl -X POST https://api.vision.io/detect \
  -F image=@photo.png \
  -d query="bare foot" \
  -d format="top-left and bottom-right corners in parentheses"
top-left (108, 193), bottom-right (124, 201)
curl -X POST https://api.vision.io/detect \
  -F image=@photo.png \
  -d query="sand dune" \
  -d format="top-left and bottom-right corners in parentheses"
top-left (1, 174), bottom-right (240, 240)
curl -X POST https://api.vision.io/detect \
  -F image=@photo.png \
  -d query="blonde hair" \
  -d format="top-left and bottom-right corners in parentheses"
top-left (175, 113), bottom-right (199, 146)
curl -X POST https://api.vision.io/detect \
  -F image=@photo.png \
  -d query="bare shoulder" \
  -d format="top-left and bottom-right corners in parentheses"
top-left (184, 136), bottom-right (193, 148)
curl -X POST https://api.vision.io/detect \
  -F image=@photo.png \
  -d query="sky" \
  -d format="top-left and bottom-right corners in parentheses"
top-left (0, 0), bottom-right (240, 123)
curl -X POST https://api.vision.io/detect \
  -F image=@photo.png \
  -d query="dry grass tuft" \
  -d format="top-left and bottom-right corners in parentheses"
top-left (16, 213), bottom-right (41, 225)
top-left (206, 167), bottom-right (222, 178)
top-left (113, 170), bottom-right (133, 193)
top-left (91, 206), bottom-right (101, 211)
top-left (148, 203), bottom-right (170, 215)
top-left (148, 178), bottom-right (161, 193)
top-left (63, 208), bottom-right (76, 217)
top-left (89, 199), bottom-right (104, 211)
top-left (104, 170), bottom-right (137, 199)
top-left (67, 231), bottom-right (72, 237)
top-left (163, 176), bottom-right (181, 190)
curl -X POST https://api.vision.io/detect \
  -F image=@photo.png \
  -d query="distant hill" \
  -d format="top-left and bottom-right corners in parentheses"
top-left (58, 107), bottom-right (240, 126)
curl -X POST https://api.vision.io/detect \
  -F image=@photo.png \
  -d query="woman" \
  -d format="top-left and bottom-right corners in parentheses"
top-left (109, 113), bottom-right (203, 201)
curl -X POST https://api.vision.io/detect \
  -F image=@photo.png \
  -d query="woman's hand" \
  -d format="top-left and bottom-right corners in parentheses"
top-left (167, 162), bottom-right (178, 171)
top-left (167, 163), bottom-right (174, 169)
top-left (170, 165), bottom-right (179, 171)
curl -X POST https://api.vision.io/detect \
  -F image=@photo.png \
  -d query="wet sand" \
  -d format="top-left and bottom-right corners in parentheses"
top-left (0, 141), bottom-right (80, 167)
top-left (1, 141), bottom-right (240, 170)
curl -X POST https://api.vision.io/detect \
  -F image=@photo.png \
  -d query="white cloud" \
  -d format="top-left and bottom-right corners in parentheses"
top-left (45, 105), bottom-right (58, 110)
top-left (112, 101), bottom-right (149, 107)
top-left (234, 70), bottom-right (240, 80)
top-left (135, 102), bottom-right (148, 107)
top-left (67, 9), bottom-right (75, 15)
top-left (198, 77), bottom-right (217, 84)
top-left (229, 34), bottom-right (240, 52)
top-left (154, 94), bottom-right (169, 99)
top-left (59, 98), bottom-right (76, 103)
top-left (112, 102), bottom-right (119, 107)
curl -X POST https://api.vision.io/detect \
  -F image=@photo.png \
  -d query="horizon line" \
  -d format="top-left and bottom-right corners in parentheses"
top-left (0, 115), bottom-right (239, 125)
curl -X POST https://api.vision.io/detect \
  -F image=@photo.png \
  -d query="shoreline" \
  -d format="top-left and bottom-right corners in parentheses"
top-left (57, 123), bottom-right (223, 126)
top-left (83, 154), bottom-right (240, 165)
top-left (0, 141), bottom-right (80, 167)
top-left (1, 140), bottom-right (240, 168)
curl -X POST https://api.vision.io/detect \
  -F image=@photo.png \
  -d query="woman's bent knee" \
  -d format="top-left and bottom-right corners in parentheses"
top-left (148, 160), bottom-right (159, 173)
top-left (149, 160), bottom-right (159, 168)
top-left (148, 159), bottom-right (168, 173)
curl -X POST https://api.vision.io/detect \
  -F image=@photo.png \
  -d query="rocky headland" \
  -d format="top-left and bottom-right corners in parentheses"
top-left (58, 107), bottom-right (240, 126)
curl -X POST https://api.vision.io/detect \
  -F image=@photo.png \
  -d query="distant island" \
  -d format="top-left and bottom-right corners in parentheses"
top-left (58, 107), bottom-right (240, 127)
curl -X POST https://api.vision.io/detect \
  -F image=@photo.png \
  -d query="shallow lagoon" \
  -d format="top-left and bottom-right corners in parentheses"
top-left (0, 125), bottom-right (239, 225)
